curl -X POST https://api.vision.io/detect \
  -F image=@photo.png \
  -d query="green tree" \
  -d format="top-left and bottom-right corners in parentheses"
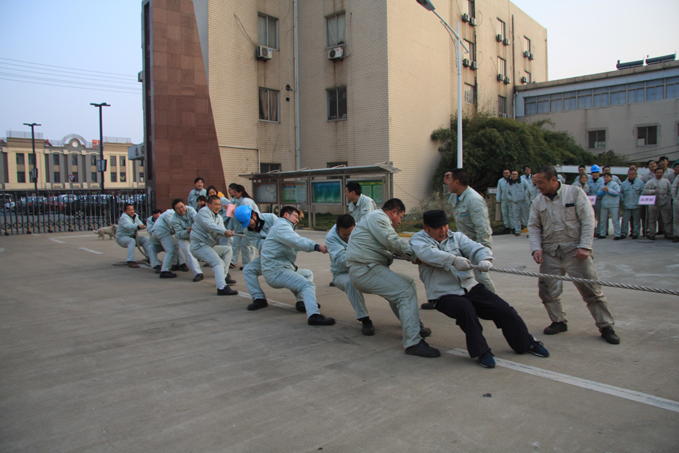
top-left (431, 113), bottom-right (605, 193)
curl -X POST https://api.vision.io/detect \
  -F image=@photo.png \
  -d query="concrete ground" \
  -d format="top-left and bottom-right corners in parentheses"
top-left (1, 228), bottom-right (678, 452)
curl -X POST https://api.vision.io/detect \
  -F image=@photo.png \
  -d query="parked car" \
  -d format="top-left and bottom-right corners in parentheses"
top-left (17, 196), bottom-right (48, 213)
top-left (1, 194), bottom-right (16, 212)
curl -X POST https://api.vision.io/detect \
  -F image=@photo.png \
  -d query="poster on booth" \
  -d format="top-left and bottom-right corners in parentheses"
top-left (282, 182), bottom-right (307, 204)
top-left (357, 180), bottom-right (384, 205)
top-left (312, 181), bottom-right (342, 204)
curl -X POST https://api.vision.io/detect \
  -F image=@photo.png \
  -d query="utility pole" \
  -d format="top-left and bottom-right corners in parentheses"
top-left (90, 103), bottom-right (110, 193)
top-left (23, 122), bottom-right (41, 194)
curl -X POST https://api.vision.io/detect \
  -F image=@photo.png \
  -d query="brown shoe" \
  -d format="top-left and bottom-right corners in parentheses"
top-left (127, 261), bottom-right (139, 268)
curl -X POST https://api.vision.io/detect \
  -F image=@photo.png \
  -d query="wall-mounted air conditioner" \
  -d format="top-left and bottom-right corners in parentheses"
top-left (504, 76), bottom-right (511, 84)
top-left (497, 73), bottom-right (504, 82)
top-left (328, 47), bottom-right (344, 60)
top-left (521, 76), bottom-right (528, 83)
top-left (471, 61), bottom-right (478, 70)
top-left (462, 13), bottom-right (469, 22)
top-left (528, 53), bottom-right (534, 61)
top-left (462, 58), bottom-right (470, 67)
top-left (499, 113), bottom-right (508, 118)
top-left (469, 17), bottom-right (477, 26)
top-left (523, 50), bottom-right (530, 58)
top-left (256, 46), bottom-right (273, 60)
top-left (496, 34), bottom-right (503, 42)
top-left (503, 38), bottom-right (510, 46)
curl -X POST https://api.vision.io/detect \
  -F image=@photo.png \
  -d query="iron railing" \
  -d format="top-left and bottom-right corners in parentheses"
top-left (0, 189), bottom-right (150, 235)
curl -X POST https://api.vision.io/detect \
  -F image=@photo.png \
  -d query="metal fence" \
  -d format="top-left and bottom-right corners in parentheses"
top-left (0, 189), bottom-right (150, 235)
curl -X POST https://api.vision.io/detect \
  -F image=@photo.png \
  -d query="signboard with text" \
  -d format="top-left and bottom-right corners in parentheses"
top-left (312, 181), bottom-right (342, 204)
top-left (588, 195), bottom-right (597, 206)
top-left (282, 182), bottom-right (307, 204)
top-left (357, 180), bottom-right (384, 204)
top-left (638, 195), bottom-right (656, 206)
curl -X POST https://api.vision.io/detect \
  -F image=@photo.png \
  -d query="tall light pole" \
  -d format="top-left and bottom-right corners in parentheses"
top-left (90, 103), bottom-right (110, 193)
top-left (416, 0), bottom-right (469, 168)
top-left (23, 122), bottom-right (41, 194)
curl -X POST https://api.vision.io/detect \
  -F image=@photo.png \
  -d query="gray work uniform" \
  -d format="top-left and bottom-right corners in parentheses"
top-left (326, 225), bottom-right (368, 320)
top-left (116, 212), bottom-right (158, 266)
top-left (190, 207), bottom-right (233, 289)
top-left (261, 217), bottom-right (319, 317)
top-left (348, 194), bottom-right (377, 225)
top-left (345, 209), bottom-right (422, 349)
top-left (172, 206), bottom-right (202, 276)
top-left (506, 178), bottom-right (530, 233)
top-left (588, 176), bottom-right (605, 230)
top-left (496, 177), bottom-right (513, 230)
top-left (619, 177), bottom-right (644, 237)
top-left (187, 188), bottom-right (206, 210)
top-left (242, 213), bottom-right (289, 302)
top-left (672, 177), bottom-right (679, 237)
top-left (449, 186), bottom-right (496, 293)
top-left (230, 197), bottom-right (259, 267)
top-left (150, 209), bottom-right (184, 272)
top-left (572, 181), bottom-right (591, 195)
top-left (528, 183), bottom-right (615, 330)
top-left (597, 181), bottom-right (620, 237)
top-left (643, 177), bottom-right (673, 238)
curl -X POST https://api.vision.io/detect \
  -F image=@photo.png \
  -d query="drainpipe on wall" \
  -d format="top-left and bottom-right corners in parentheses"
top-left (294, 0), bottom-right (301, 170)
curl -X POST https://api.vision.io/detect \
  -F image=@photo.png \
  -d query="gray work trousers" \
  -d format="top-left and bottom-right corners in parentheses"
top-left (263, 268), bottom-right (317, 317)
top-left (151, 232), bottom-right (183, 272)
top-left (537, 247), bottom-right (615, 330)
top-left (620, 208), bottom-right (641, 237)
top-left (332, 272), bottom-right (368, 320)
top-left (243, 257), bottom-right (304, 303)
top-left (348, 264), bottom-right (422, 349)
top-left (647, 204), bottom-right (673, 238)
top-left (190, 243), bottom-right (233, 289)
top-left (116, 235), bottom-right (159, 267)
top-left (499, 201), bottom-right (513, 229)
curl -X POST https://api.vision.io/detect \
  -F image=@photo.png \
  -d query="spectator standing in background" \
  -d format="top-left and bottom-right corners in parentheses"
top-left (619, 168), bottom-right (644, 239)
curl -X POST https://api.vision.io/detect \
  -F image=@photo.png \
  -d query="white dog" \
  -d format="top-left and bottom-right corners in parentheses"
top-left (94, 224), bottom-right (117, 240)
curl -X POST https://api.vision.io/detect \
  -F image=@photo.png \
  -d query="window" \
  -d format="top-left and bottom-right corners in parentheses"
top-left (90, 156), bottom-right (97, 182)
top-left (464, 83), bottom-right (475, 104)
top-left (593, 87), bottom-right (609, 107)
top-left (524, 97), bottom-right (536, 115)
top-left (119, 156), bottom-right (126, 182)
top-left (327, 161), bottom-right (348, 168)
top-left (563, 92), bottom-right (576, 110)
top-left (259, 88), bottom-right (279, 122)
top-left (498, 57), bottom-right (506, 77)
top-left (257, 14), bottom-right (278, 49)
top-left (16, 153), bottom-right (25, 183)
top-left (497, 19), bottom-right (506, 38)
top-left (588, 130), bottom-right (606, 149)
top-left (550, 93), bottom-right (562, 112)
top-left (498, 96), bottom-right (507, 116)
top-left (110, 172), bottom-right (117, 182)
top-left (120, 156), bottom-right (126, 167)
top-left (628, 82), bottom-right (644, 103)
top-left (326, 12), bottom-right (346, 47)
top-left (119, 171), bottom-right (126, 182)
top-left (524, 36), bottom-right (531, 53)
top-left (327, 86), bottom-right (347, 120)
top-left (667, 77), bottom-right (679, 98)
top-left (464, 40), bottom-right (475, 62)
top-left (110, 156), bottom-right (117, 167)
top-left (577, 89), bottom-right (592, 109)
top-left (637, 126), bottom-right (657, 146)
top-left (53, 154), bottom-right (60, 165)
top-left (610, 86), bottom-right (626, 105)
top-left (260, 162), bottom-right (282, 173)
top-left (537, 95), bottom-right (549, 114)
top-left (468, 0), bottom-right (475, 18)
top-left (646, 80), bottom-right (664, 101)
top-left (525, 71), bottom-right (531, 83)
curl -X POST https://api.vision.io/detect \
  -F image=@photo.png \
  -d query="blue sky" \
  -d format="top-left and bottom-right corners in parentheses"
top-left (1, 0), bottom-right (677, 145)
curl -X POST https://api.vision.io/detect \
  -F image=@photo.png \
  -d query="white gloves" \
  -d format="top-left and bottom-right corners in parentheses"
top-left (452, 256), bottom-right (472, 271)
top-left (476, 260), bottom-right (493, 272)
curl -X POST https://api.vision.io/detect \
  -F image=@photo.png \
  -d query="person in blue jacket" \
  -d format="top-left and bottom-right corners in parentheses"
top-left (596, 172), bottom-right (621, 239)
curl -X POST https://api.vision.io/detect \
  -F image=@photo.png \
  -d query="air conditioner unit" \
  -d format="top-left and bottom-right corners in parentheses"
top-left (499, 113), bottom-right (508, 118)
top-left (504, 76), bottom-right (511, 84)
top-left (328, 47), bottom-right (344, 60)
top-left (256, 46), bottom-right (273, 60)
top-left (469, 17), bottom-right (477, 26)
top-left (503, 38), bottom-right (510, 46)
top-left (471, 61), bottom-right (478, 70)
top-left (521, 76), bottom-right (528, 83)
top-left (462, 58), bottom-right (470, 67)
top-left (461, 13), bottom-right (469, 22)
top-left (523, 50), bottom-right (530, 58)
top-left (496, 34), bottom-right (503, 42)
top-left (497, 73), bottom-right (504, 82)
top-left (529, 53), bottom-right (534, 61)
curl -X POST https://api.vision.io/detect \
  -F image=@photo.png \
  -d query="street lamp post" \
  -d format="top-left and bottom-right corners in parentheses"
top-left (90, 103), bottom-right (110, 194)
top-left (23, 122), bottom-right (41, 194)
top-left (416, 0), bottom-right (469, 168)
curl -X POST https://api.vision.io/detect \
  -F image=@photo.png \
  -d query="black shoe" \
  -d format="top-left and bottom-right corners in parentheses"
top-left (544, 321), bottom-right (567, 335)
top-left (420, 302), bottom-right (435, 310)
top-left (329, 281), bottom-right (336, 287)
top-left (631, 235), bottom-right (639, 239)
top-left (192, 273), bottom-right (204, 282)
top-left (239, 266), bottom-right (244, 270)
top-left (296, 301), bottom-right (320, 313)
top-left (503, 227), bottom-right (511, 234)
top-left (217, 286), bottom-right (238, 296)
top-left (247, 299), bottom-right (268, 311)
top-left (478, 350), bottom-right (496, 368)
top-left (405, 339), bottom-right (440, 358)
top-left (419, 321), bottom-right (432, 338)
top-left (648, 235), bottom-right (655, 241)
top-left (360, 318), bottom-right (375, 336)
top-left (308, 314), bottom-right (335, 326)
top-left (179, 264), bottom-right (189, 272)
top-left (600, 326), bottom-right (620, 344)
top-left (528, 339), bottom-right (550, 357)
top-left (154, 265), bottom-right (161, 274)
top-left (225, 273), bottom-right (237, 285)
top-left (159, 271), bottom-right (177, 278)
top-left (170, 264), bottom-right (181, 271)
top-left (613, 236), bottom-right (623, 240)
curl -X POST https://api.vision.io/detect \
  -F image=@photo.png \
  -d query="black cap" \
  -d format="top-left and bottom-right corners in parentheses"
top-left (423, 210), bottom-right (448, 228)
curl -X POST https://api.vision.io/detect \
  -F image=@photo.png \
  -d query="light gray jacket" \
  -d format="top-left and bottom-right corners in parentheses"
top-left (620, 177), bottom-right (645, 210)
top-left (151, 209), bottom-right (176, 240)
top-left (326, 224), bottom-right (349, 276)
top-left (345, 209), bottom-right (416, 268)
top-left (506, 178), bottom-right (530, 203)
top-left (260, 217), bottom-right (316, 274)
top-left (410, 230), bottom-right (492, 299)
top-left (187, 188), bottom-right (206, 210)
top-left (348, 194), bottom-right (377, 225)
top-left (496, 177), bottom-right (511, 202)
top-left (190, 206), bottom-right (228, 248)
top-left (117, 212), bottom-right (144, 239)
top-left (244, 213), bottom-right (278, 252)
top-left (171, 206), bottom-right (197, 240)
top-left (449, 187), bottom-right (493, 248)
top-left (643, 177), bottom-right (672, 206)
top-left (528, 183), bottom-right (595, 255)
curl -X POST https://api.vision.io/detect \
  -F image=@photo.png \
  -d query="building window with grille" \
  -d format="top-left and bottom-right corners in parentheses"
top-left (464, 40), bottom-right (475, 63)
top-left (119, 156), bottom-right (126, 182)
top-left (110, 155), bottom-right (117, 183)
top-left (498, 96), bottom-right (507, 116)
top-left (260, 162), bottom-right (282, 173)
top-left (468, 0), bottom-right (475, 18)
top-left (16, 153), bottom-right (26, 183)
top-left (327, 86), bottom-right (347, 121)
top-left (90, 155), bottom-right (97, 182)
top-left (28, 154), bottom-right (36, 183)
top-left (498, 57), bottom-right (506, 77)
top-left (52, 154), bottom-right (61, 183)
top-left (637, 126), bottom-right (657, 146)
top-left (524, 36), bottom-right (531, 54)
top-left (327, 161), bottom-right (348, 168)
top-left (588, 130), bottom-right (606, 149)
top-left (464, 84), bottom-right (475, 104)
top-left (259, 88), bottom-right (279, 122)
top-left (258, 14), bottom-right (278, 49)
top-left (497, 19), bottom-right (506, 39)
top-left (70, 154), bottom-right (79, 183)
top-left (326, 12), bottom-right (346, 47)
top-left (525, 71), bottom-right (531, 83)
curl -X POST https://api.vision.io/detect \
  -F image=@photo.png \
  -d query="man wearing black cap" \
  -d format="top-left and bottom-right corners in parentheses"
top-left (410, 210), bottom-right (549, 368)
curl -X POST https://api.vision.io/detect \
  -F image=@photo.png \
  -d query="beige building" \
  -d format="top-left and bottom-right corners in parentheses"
top-left (0, 132), bottom-right (143, 191)
top-left (515, 59), bottom-right (679, 164)
top-left (144, 0), bottom-right (547, 206)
